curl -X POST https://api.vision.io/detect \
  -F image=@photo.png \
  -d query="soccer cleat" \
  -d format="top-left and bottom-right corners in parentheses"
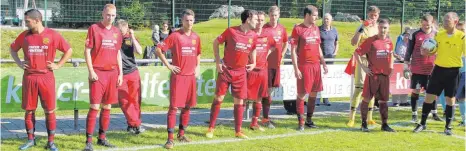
top-left (346, 120), bottom-right (355, 127)
top-left (19, 139), bottom-right (36, 150)
top-left (45, 141), bottom-right (59, 151)
top-left (297, 125), bottom-right (305, 131)
top-left (381, 124), bottom-right (396, 132)
top-left (177, 135), bottom-right (192, 143)
top-left (205, 128), bottom-right (214, 138)
top-left (82, 142), bottom-right (93, 151)
top-left (413, 124), bottom-right (426, 133)
top-left (392, 103), bottom-right (399, 107)
top-left (235, 132), bottom-right (249, 139)
top-left (261, 119), bottom-right (276, 129)
top-left (250, 125), bottom-right (265, 132)
top-left (361, 123), bottom-right (370, 132)
top-left (127, 126), bottom-right (136, 134)
top-left (135, 126), bottom-right (146, 134)
top-left (367, 120), bottom-right (377, 126)
top-left (444, 128), bottom-right (453, 136)
top-left (411, 115), bottom-right (418, 123)
top-left (96, 139), bottom-right (115, 148)
top-left (305, 121), bottom-right (318, 128)
top-left (432, 113), bottom-right (444, 121)
top-left (164, 139), bottom-right (174, 149)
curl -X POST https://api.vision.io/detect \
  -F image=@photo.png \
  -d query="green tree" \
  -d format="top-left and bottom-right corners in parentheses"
top-left (120, 0), bottom-right (146, 29)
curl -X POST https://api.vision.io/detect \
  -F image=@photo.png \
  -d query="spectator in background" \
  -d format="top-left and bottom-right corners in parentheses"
top-left (160, 21), bottom-right (172, 59)
top-left (316, 13), bottom-right (339, 106)
top-left (457, 21), bottom-right (465, 32)
top-left (12, 15), bottom-right (20, 26)
top-left (152, 25), bottom-right (160, 46)
top-left (392, 27), bottom-right (411, 107)
top-left (141, 25), bottom-right (160, 66)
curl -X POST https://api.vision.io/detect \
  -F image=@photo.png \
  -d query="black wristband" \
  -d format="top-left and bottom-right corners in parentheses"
top-left (358, 27), bottom-right (364, 33)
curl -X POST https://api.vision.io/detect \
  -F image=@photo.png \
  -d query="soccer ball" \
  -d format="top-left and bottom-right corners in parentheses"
top-left (421, 38), bottom-right (437, 52)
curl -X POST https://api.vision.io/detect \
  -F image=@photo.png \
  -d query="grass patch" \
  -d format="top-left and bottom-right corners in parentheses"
top-left (1, 107), bottom-right (464, 151)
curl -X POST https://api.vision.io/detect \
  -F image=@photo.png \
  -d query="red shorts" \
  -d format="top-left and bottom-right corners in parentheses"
top-left (216, 67), bottom-right (247, 99)
top-left (22, 73), bottom-right (56, 111)
top-left (118, 69), bottom-right (141, 105)
top-left (268, 68), bottom-right (281, 88)
top-left (90, 69), bottom-right (119, 105)
top-left (362, 74), bottom-right (390, 101)
top-left (170, 74), bottom-right (197, 108)
top-left (247, 69), bottom-right (269, 100)
top-left (297, 63), bottom-right (323, 94)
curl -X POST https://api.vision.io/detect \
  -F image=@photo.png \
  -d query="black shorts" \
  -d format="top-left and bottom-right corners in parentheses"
top-left (410, 74), bottom-right (429, 89)
top-left (426, 65), bottom-right (460, 97)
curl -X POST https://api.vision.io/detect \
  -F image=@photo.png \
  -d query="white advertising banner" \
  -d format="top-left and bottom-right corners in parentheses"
top-left (271, 65), bottom-right (352, 101)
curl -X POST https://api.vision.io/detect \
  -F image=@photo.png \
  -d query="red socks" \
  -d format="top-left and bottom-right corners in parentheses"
top-left (262, 97), bottom-right (271, 119)
top-left (251, 102), bottom-right (262, 126)
top-left (167, 107), bottom-right (177, 140)
top-left (179, 108), bottom-right (190, 136)
top-left (98, 108), bottom-right (111, 140)
top-left (24, 112), bottom-right (35, 140)
top-left (86, 108), bottom-right (99, 143)
top-left (307, 97), bottom-right (316, 120)
top-left (45, 112), bottom-right (56, 142)
top-left (209, 99), bottom-right (222, 128)
top-left (297, 99), bottom-right (305, 125)
top-left (234, 104), bottom-right (245, 133)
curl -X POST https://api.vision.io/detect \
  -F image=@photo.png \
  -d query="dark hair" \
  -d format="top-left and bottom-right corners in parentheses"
top-left (24, 9), bottom-right (42, 21)
top-left (303, 5), bottom-right (318, 17)
top-left (162, 20), bottom-right (169, 26)
top-left (181, 9), bottom-right (195, 18)
top-left (257, 11), bottom-right (266, 16)
top-left (421, 13), bottom-right (434, 22)
top-left (367, 6), bottom-right (380, 13)
top-left (241, 9), bottom-right (257, 24)
top-left (378, 18), bottom-right (390, 25)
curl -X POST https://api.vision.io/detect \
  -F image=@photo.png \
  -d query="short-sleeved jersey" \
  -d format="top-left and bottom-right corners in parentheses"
top-left (251, 31), bottom-right (276, 69)
top-left (85, 23), bottom-right (123, 70)
top-left (290, 24), bottom-right (321, 64)
top-left (356, 36), bottom-right (394, 75)
top-left (404, 29), bottom-right (436, 75)
top-left (10, 28), bottom-right (71, 74)
top-left (157, 30), bottom-right (201, 76)
top-left (121, 33), bottom-right (138, 75)
top-left (433, 30), bottom-right (465, 68)
top-left (356, 23), bottom-right (378, 46)
top-left (217, 26), bottom-right (257, 69)
top-left (263, 23), bottom-right (288, 69)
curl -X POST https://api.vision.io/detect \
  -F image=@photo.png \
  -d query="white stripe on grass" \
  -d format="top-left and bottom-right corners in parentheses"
top-left (100, 129), bottom-right (340, 151)
top-left (101, 124), bottom-right (465, 151)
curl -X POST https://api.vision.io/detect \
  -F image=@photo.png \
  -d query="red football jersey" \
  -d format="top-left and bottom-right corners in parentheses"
top-left (263, 23), bottom-right (288, 69)
top-left (405, 29), bottom-right (436, 75)
top-left (157, 30), bottom-right (201, 76)
top-left (356, 36), bottom-right (394, 75)
top-left (10, 28), bottom-right (71, 74)
top-left (217, 26), bottom-right (257, 69)
top-left (251, 31), bottom-right (276, 69)
top-left (85, 23), bottom-right (122, 70)
top-left (290, 24), bottom-right (321, 64)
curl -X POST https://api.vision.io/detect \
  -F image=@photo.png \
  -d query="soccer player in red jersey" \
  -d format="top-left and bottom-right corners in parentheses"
top-left (83, 4), bottom-right (123, 150)
top-left (355, 19), bottom-right (396, 132)
top-left (10, 9), bottom-right (73, 151)
top-left (156, 9), bottom-right (201, 149)
top-left (116, 20), bottom-right (145, 134)
top-left (206, 10), bottom-right (258, 139)
top-left (248, 11), bottom-right (276, 132)
top-left (403, 14), bottom-right (441, 123)
top-left (290, 5), bottom-right (328, 131)
top-left (261, 6), bottom-right (288, 129)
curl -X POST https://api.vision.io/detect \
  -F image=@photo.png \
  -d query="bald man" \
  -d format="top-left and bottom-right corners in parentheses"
top-left (317, 13), bottom-right (339, 106)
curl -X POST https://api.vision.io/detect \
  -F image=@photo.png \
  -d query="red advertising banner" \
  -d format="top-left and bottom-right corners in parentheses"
top-left (390, 63), bottom-right (412, 94)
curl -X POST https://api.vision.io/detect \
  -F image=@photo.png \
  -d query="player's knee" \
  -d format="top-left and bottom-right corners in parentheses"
top-left (102, 104), bottom-right (112, 110)
top-left (309, 92), bottom-right (318, 97)
top-left (169, 106), bottom-right (178, 110)
top-left (44, 110), bottom-right (55, 114)
top-left (297, 93), bottom-right (306, 99)
top-left (233, 97), bottom-right (244, 104)
top-left (215, 95), bottom-right (225, 101)
top-left (25, 110), bottom-right (34, 114)
top-left (90, 104), bottom-right (100, 110)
